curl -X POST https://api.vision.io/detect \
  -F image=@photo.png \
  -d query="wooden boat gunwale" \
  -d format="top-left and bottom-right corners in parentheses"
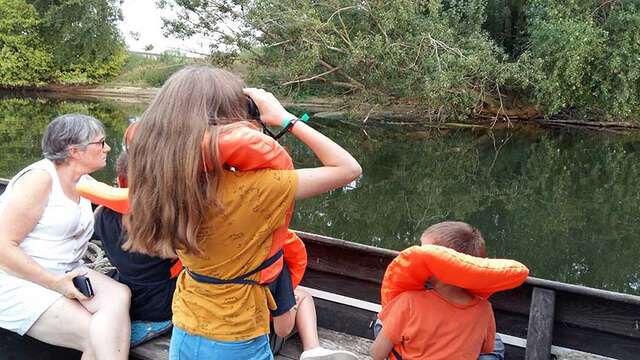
top-left (298, 230), bottom-right (640, 306)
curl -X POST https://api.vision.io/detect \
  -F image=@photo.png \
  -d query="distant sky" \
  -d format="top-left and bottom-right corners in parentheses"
top-left (118, 0), bottom-right (212, 55)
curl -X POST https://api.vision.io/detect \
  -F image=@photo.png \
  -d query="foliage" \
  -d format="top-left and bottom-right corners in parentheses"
top-left (0, 0), bottom-right (52, 86)
top-left (110, 52), bottom-right (197, 87)
top-left (523, 0), bottom-right (640, 119)
top-left (160, 0), bottom-right (640, 121)
top-left (159, 0), bottom-right (525, 119)
top-left (0, 0), bottom-right (126, 86)
top-left (28, 0), bottom-right (127, 84)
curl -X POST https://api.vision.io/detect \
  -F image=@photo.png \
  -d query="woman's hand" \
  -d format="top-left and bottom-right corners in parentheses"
top-left (243, 88), bottom-right (295, 127)
top-left (49, 269), bottom-right (90, 301)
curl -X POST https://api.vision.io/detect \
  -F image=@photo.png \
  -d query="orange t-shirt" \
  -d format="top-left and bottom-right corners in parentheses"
top-left (379, 289), bottom-right (496, 360)
top-left (172, 169), bottom-right (297, 341)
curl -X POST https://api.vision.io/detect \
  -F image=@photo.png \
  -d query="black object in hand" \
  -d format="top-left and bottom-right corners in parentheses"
top-left (247, 97), bottom-right (261, 120)
top-left (72, 275), bottom-right (95, 298)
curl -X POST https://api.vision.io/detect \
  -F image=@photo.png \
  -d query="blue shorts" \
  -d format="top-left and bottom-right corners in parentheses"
top-left (267, 264), bottom-right (296, 317)
top-left (169, 326), bottom-right (273, 360)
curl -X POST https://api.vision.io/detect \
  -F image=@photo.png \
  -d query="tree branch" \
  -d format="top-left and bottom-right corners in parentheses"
top-left (281, 67), bottom-right (341, 86)
top-left (318, 59), bottom-right (364, 89)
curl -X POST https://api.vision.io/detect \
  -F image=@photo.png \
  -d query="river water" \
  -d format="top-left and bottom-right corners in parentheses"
top-left (1, 95), bottom-right (639, 295)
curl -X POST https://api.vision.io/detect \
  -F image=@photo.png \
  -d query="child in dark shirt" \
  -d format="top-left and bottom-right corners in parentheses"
top-left (93, 151), bottom-right (176, 346)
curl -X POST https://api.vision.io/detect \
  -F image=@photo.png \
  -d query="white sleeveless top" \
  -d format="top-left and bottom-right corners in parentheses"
top-left (0, 159), bottom-right (94, 274)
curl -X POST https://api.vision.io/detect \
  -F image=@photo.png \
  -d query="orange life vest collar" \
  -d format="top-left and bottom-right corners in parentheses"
top-left (381, 244), bottom-right (529, 306)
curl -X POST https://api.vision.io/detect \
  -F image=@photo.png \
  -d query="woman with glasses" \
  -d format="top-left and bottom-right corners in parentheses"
top-left (0, 114), bottom-right (132, 359)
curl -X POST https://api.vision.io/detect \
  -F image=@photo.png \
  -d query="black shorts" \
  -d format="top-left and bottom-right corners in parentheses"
top-left (267, 264), bottom-right (296, 317)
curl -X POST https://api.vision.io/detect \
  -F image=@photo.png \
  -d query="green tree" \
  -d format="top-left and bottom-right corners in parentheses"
top-left (0, 0), bottom-right (52, 86)
top-left (523, 0), bottom-right (640, 118)
top-left (160, 0), bottom-right (526, 119)
top-left (159, 0), bottom-right (640, 122)
top-left (27, 0), bottom-right (127, 84)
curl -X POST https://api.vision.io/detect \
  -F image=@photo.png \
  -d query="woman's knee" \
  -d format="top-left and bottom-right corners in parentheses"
top-left (111, 282), bottom-right (131, 310)
top-left (100, 280), bottom-right (131, 309)
top-left (84, 276), bottom-right (131, 314)
top-left (117, 282), bottom-right (131, 301)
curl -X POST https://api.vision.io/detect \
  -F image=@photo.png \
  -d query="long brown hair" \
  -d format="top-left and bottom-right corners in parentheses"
top-left (123, 66), bottom-right (249, 257)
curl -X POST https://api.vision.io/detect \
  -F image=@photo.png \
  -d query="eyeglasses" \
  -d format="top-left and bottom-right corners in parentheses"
top-left (85, 139), bottom-right (106, 149)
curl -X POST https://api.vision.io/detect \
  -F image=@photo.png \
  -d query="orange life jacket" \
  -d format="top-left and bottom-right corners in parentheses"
top-left (381, 244), bottom-right (529, 306)
top-left (78, 123), bottom-right (306, 287)
top-left (380, 245), bottom-right (528, 360)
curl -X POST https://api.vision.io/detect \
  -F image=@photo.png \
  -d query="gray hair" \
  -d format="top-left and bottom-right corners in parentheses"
top-left (42, 114), bottom-right (105, 164)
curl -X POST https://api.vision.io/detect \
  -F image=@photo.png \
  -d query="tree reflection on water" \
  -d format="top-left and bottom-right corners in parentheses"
top-left (1, 96), bottom-right (639, 295)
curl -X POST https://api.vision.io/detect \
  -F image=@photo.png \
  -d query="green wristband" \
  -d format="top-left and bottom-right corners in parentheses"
top-left (281, 113), bottom-right (310, 128)
top-left (281, 117), bottom-right (295, 128)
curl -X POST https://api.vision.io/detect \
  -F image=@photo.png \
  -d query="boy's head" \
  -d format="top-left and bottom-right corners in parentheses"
top-left (420, 221), bottom-right (486, 258)
top-left (116, 151), bottom-right (128, 188)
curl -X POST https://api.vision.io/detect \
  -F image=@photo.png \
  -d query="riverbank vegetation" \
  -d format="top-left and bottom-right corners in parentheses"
top-left (0, 0), bottom-right (125, 86)
top-left (159, 0), bottom-right (640, 122)
top-left (109, 52), bottom-right (196, 87)
top-left (1, 0), bottom-right (638, 123)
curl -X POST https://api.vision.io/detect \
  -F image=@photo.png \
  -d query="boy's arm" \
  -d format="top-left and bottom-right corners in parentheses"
top-left (372, 293), bottom-right (412, 360)
top-left (481, 308), bottom-right (497, 353)
top-left (370, 328), bottom-right (395, 360)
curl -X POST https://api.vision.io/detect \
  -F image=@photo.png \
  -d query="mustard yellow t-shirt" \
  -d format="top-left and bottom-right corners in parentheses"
top-left (172, 169), bottom-right (297, 341)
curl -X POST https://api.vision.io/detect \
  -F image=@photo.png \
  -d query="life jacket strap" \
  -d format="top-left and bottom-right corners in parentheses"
top-left (392, 349), bottom-right (403, 360)
top-left (169, 259), bottom-right (183, 279)
top-left (186, 250), bottom-right (284, 285)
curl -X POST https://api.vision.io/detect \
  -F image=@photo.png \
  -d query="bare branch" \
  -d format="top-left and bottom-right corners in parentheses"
top-left (281, 67), bottom-right (341, 86)
top-left (326, 5), bottom-right (358, 23)
top-left (318, 59), bottom-right (365, 89)
top-left (268, 39), bottom-right (292, 47)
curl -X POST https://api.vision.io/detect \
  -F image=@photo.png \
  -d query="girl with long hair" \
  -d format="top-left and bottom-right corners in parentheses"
top-left (124, 66), bottom-right (361, 359)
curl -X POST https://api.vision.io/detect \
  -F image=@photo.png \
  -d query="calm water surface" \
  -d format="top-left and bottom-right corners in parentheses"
top-left (1, 95), bottom-right (639, 295)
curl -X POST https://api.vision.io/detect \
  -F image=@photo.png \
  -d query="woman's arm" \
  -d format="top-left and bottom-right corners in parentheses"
top-left (370, 328), bottom-right (395, 360)
top-left (0, 170), bottom-right (88, 300)
top-left (243, 88), bottom-right (362, 200)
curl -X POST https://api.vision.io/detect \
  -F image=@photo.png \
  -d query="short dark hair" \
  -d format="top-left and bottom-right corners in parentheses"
top-left (421, 221), bottom-right (486, 257)
top-left (116, 151), bottom-right (128, 180)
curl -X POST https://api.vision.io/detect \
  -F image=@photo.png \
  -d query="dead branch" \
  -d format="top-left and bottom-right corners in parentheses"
top-left (319, 59), bottom-right (365, 89)
top-left (281, 67), bottom-right (341, 86)
top-left (268, 39), bottom-right (292, 47)
top-left (427, 33), bottom-right (466, 58)
top-left (326, 5), bottom-right (358, 23)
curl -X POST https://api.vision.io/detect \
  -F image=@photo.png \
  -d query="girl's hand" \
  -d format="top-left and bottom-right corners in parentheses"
top-left (50, 269), bottom-right (89, 301)
top-left (243, 88), bottom-right (295, 127)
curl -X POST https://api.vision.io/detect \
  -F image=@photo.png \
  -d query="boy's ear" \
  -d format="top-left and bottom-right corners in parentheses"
top-left (117, 176), bottom-right (127, 188)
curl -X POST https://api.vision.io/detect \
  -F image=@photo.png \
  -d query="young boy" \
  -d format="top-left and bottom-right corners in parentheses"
top-left (92, 152), bottom-right (176, 346)
top-left (370, 221), bottom-right (499, 360)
